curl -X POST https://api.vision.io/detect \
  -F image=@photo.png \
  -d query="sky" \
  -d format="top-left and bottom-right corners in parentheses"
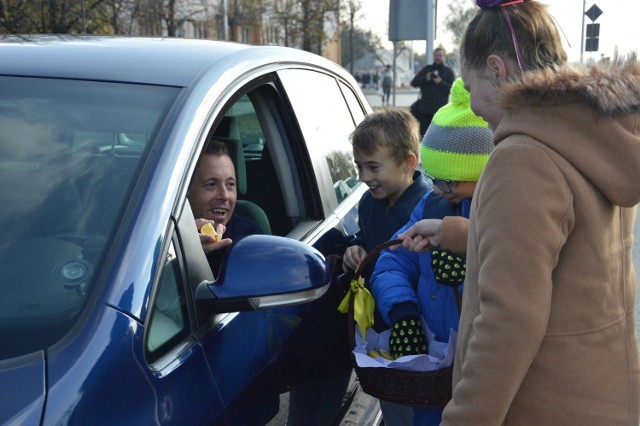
top-left (359, 0), bottom-right (639, 64)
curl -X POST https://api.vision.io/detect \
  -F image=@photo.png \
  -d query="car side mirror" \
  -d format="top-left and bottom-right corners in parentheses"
top-left (195, 234), bottom-right (330, 313)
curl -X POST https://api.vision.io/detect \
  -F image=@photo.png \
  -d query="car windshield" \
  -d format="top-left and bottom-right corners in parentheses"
top-left (0, 76), bottom-right (180, 359)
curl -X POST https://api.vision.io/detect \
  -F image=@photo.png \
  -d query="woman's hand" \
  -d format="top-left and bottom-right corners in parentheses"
top-left (392, 219), bottom-right (444, 253)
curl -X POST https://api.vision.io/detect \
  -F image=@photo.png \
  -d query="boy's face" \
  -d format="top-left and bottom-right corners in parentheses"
top-left (433, 180), bottom-right (477, 205)
top-left (354, 145), bottom-right (414, 206)
top-left (188, 153), bottom-right (237, 226)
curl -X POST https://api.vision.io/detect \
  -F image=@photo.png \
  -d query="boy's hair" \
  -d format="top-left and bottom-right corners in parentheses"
top-left (461, 0), bottom-right (567, 73)
top-left (350, 108), bottom-right (420, 165)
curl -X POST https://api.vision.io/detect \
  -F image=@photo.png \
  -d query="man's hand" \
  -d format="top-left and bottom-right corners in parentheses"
top-left (196, 218), bottom-right (232, 253)
top-left (391, 219), bottom-right (443, 253)
top-left (342, 245), bottom-right (367, 272)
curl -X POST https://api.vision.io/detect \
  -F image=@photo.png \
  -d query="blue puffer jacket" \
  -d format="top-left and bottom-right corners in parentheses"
top-left (370, 191), bottom-right (471, 426)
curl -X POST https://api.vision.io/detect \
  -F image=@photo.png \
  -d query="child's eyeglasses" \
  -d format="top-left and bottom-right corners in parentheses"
top-left (427, 176), bottom-right (455, 193)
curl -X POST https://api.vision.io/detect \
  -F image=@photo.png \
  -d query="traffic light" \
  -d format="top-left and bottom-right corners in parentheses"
top-left (585, 23), bottom-right (599, 52)
top-left (584, 4), bottom-right (602, 53)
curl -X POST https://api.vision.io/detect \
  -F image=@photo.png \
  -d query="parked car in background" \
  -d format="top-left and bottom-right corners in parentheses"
top-left (0, 35), bottom-right (377, 425)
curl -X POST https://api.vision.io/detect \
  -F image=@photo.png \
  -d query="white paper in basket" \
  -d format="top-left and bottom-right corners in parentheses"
top-left (353, 319), bottom-right (456, 372)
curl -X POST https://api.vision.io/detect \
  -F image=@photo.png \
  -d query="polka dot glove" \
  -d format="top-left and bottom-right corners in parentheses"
top-left (389, 316), bottom-right (428, 359)
top-left (431, 249), bottom-right (466, 287)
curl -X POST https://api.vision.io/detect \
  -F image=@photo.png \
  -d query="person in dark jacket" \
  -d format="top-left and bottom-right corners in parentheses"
top-left (410, 47), bottom-right (456, 137)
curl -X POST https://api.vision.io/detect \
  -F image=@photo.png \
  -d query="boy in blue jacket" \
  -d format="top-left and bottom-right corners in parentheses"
top-left (370, 78), bottom-right (494, 426)
top-left (343, 107), bottom-right (430, 425)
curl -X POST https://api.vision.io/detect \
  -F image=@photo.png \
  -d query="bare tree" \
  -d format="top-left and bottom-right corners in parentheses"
top-left (443, 0), bottom-right (476, 50)
top-left (216, 0), bottom-right (263, 42)
top-left (133, 0), bottom-right (208, 37)
top-left (0, 0), bottom-right (41, 33)
top-left (263, 0), bottom-right (339, 53)
top-left (343, 0), bottom-right (361, 73)
top-left (340, 26), bottom-right (381, 70)
top-left (266, 0), bottom-right (302, 46)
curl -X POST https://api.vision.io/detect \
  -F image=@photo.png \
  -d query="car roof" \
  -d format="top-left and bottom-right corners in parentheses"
top-left (0, 35), bottom-right (345, 87)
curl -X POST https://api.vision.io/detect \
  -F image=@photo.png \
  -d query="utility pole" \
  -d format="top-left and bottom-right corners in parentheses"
top-left (223, 0), bottom-right (229, 40)
top-left (580, 0), bottom-right (586, 63)
top-left (425, 0), bottom-right (435, 64)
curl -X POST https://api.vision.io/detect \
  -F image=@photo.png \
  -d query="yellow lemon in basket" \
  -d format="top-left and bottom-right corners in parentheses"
top-left (378, 349), bottom-right (394, 360)
top-left (200, 222), bottom-right (220, 241)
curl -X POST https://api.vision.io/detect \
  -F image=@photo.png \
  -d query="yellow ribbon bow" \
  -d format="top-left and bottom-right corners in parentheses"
top-left (338, 276), bottom-right (375, 338)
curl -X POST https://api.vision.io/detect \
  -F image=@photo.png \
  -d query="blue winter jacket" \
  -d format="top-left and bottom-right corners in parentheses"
top-left (371, 191), bottom-right (470, 340)
top-left (370, 191), bottom-right (471, 426)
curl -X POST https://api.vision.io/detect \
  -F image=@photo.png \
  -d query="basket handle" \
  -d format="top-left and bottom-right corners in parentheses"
top-left (352, 238), bottom-right (403, 280)
top-left (346, 239), bottom-right (402, 347)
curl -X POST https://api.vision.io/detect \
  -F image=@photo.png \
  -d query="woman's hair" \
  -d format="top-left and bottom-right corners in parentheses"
top-left (350, 108), bottom-right (420, 165)
top-left (461, 0), bottom-right (567, 73)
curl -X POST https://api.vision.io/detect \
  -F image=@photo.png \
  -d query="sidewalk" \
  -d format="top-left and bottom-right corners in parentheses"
top-left (361, 87), bottom-right (419, 108)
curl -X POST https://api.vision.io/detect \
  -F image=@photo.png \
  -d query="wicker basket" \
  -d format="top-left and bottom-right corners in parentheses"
top-left (346, 239), bottom-right (453, 408)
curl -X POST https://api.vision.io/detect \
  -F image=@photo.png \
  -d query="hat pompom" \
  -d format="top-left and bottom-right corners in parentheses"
top-left (422, 78), bottom-right (494, 182)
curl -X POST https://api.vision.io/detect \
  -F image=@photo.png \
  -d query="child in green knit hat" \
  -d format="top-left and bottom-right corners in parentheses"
top-left (421, 77), bottom-right (494, 184)
top-left (369, 77), bottom-right (493, 426)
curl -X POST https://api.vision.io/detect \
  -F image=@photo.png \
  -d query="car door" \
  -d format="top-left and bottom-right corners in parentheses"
top-left (144, 64), bottom-right (370, 425)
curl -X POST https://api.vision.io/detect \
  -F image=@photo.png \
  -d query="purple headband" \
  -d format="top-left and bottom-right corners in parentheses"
top-left (476, 0), bottom-right (525, 73)
top-left (476, 0), bottom-right (524, 8)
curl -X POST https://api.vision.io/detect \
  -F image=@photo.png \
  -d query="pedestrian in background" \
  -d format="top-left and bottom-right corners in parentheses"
top-left (381, 64), bottom-right (392, 106)
top-left (410, 47), bottom-right (455, 137)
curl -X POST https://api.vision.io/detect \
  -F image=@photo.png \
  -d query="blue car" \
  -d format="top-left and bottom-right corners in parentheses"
top-left (0, 35), bottom-right (378, 425)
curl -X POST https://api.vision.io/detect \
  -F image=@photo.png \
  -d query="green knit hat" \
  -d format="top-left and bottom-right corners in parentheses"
top-left (421, 78), bottom-right (494, 181)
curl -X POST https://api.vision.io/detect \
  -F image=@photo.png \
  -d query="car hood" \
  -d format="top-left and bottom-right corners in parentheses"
top-left (0, 352), bottom-right (45, 424)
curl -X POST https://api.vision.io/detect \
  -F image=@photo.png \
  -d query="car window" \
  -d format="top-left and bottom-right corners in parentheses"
top-left (0, 76), bottom-right (180, 359)
top-left (145, 239), bottom-right (191, 364)
top-left (277, 70), bottom-right (361, 205)
top-left (208, 88), bottom-right (301, 237)
top-left (222, 95), bottom-right (266, 162)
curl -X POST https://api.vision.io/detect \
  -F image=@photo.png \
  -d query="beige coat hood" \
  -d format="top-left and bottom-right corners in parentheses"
top-left (497, 58), bottom-right (640, 207)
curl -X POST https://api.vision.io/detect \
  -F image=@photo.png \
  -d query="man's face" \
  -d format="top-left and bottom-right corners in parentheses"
top-left (188, 154), bottom-right (237, 226)
top-left (433, 50), bottom-right (445, 64)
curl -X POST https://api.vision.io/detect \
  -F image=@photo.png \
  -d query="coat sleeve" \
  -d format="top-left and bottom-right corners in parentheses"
top-left (442, 140), bottom-right (574, 425)
top-left (369, 197), bottom-right (426, 325)
top-left (410, 66), bottom-right (431, 88)
top-left (440, 216), bottom-right (469, 255)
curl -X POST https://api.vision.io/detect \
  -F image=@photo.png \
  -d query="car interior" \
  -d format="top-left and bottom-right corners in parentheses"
top-left (207, 93), bottom-right (296, 238)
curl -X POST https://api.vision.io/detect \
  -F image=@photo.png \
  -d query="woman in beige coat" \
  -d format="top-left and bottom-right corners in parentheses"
top-left (396, 0), bottom-right (640, 424)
